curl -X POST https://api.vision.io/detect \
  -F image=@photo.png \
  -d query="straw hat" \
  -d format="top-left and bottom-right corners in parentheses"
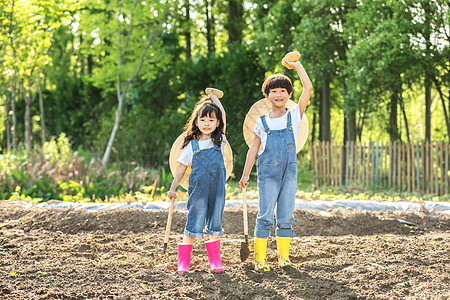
top-left (169, 132), bottom-right (234, 190)
top-left (243, 98), bottom-right (308, 153)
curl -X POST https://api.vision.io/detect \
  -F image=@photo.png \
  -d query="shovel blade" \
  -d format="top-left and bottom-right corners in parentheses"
top-left (240, 241), bottom-right (251, 262)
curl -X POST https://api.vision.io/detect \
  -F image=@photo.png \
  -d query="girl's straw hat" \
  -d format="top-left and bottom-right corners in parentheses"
top-left (243, 98), bottom-right (308, 153)
top-left (169, 132), bottom-right (234, 190)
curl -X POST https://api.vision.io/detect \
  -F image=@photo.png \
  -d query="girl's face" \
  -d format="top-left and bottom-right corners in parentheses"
top-left (267, 87), bottom-right (292, 109)
top-left (195, 111), bottom-right (220, 137)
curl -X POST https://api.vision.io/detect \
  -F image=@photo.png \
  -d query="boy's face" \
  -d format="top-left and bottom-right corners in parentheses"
top-left (267, 88), bottom-right (292, 109)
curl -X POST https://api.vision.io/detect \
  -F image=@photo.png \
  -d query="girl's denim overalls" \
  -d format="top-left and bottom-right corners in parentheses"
top-left (185, 139), bottom-right (226, 239)
top-left (255, 111), bottom-right (297, 238)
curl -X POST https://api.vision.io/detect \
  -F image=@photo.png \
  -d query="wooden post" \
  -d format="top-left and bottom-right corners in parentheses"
top-left (383, 142), bottom-right (387, 187)
top-left (416, 142), bottom-right (420, 193)
top-left (339, 143), bottom-right (342, 186)
top-left (402, 143), bottom-right (406, 191)
top-left (399, 142), bottom-right (402, 191)
top-left (435, 143), bottom-right (439, 195)
top-left (423, 141), bottom-right (426, 194)
top-left (425, 142), bottom-right (430, 194)
top-left (411, 143), bottom-right (416, 192)
top-left (392, 141), bottom-right (396, 188)
top-left (388, 142), bottom-right (392, 188)
top-left (440, 142), bottom-right (444, 195)
top-left (407, 142), bottom-right (411, 193)
top-left (430, 142), bottom-right (434, 194)
top-left (359, 142), bottom-right (363, 184)
top-left (362, 143), bottom-right (366, 186)
top-left (319, 141), bottom-right (323, 186)
top-left (445, 142), bottom-right (449, 196)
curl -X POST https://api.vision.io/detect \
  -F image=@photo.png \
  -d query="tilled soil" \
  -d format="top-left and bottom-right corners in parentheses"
top-left (1, 199), bottom-right (449, 299)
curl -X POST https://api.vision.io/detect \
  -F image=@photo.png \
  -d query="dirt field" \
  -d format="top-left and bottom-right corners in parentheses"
top-left (1, 199), bottom-right (449, 299)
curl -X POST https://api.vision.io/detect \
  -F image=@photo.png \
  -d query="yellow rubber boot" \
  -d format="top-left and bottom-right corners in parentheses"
top-left (254, 238), bottom-right (271, 272)
top-left (277, 237), bottom-right (297, 269)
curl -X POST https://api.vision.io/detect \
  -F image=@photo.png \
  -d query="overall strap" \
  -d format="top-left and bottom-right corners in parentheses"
top-left (191, 139), bottom-right (200, 155)
top-left (260, 116), bottom-right (271, 134)
top-left (213, 141), bottom-right (221, 151)
top-left (286, 111), bottom-right (292, 128)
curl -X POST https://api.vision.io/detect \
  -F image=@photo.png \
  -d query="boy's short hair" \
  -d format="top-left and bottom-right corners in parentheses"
top-left (262, 74), bottom-right (293, 96)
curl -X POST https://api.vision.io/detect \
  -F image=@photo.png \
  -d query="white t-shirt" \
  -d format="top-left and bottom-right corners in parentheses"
top-left (177, 136), bottom-right (227, 166)
top-left (253, 102), bottom-right (304, 156)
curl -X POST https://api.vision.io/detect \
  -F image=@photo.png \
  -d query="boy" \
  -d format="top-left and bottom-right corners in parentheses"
top-left (239, 58), bottom-right (312, 271)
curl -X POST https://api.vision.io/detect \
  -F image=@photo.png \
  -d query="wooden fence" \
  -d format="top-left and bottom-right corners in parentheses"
top-left (310, 141), bottom-right (450, 196)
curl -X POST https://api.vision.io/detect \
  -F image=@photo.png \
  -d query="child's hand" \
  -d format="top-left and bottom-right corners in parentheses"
top-left (282, 60), bottom-right (301, 70)
top-left (167, 190), bottom-right (177, 201)
top-left (239, 175), bottom-right (249, 192)
top-left (206, 88), bottom-right (223, 99)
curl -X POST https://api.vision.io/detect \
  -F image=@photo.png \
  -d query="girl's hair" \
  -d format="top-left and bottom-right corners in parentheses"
top-left (261, 74), bottom-right (293, 96)
top-left (182, 96), bottom-right (224, 149)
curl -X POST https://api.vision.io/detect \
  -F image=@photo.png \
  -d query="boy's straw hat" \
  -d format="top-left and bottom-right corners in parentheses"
top-left (169, 132), bottom-right (234, 190)
top-left (243, 98), bottom-right (308, 153)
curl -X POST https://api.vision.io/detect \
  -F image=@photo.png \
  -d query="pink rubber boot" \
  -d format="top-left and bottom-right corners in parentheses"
top-left (205, 240), bottom-right (224, 273)
top-left (178, 244), bottom-right (193, 273)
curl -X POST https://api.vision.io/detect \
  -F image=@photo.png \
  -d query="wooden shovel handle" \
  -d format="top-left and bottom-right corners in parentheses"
top-left (164, 198), bottom-right (176, 245)
top-left (243, 188), bottom-right (248, 236)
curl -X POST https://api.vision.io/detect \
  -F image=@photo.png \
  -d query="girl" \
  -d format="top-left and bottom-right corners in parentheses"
top-left (168, 89), bottom-right (227, 273)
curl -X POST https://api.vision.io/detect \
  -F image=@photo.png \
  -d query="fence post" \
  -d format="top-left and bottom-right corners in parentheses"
top-left (388, 142), bottom-right (392, 188)
top-left (392, 141), bottom-right (396, 188)
top-left (435, 143), bottom-right (439, 195)
top-left (440, 142), bottom-right (444, 195)
top-left (406, 143), bottom-right (411, 193)
top-left (411, 143), bottom-right (415, 192)
top-left (416, 142), bottom-right (420, 193)
top-left (446, 142), bottom-right (449, 196)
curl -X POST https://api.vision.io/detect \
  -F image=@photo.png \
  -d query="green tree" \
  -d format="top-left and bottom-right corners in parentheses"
top-left (78, 0), bottom-right (176, 168)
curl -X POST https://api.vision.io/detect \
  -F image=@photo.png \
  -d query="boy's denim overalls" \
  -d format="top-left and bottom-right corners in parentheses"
top-left (255, 111), bottom-right (297, 238)
top-left (185, 139), bottom-right (226, 239)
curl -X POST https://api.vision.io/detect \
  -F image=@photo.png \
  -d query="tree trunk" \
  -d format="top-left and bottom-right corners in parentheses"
top-left (342, 114), bottom-right (347, 184)
top-left (400, 101), bottom-right (410, 143)
top-left (396, 78), bottom-right (410, 143)
top-left (101, 0), bottom-right (162, 168)
top-left (21, 81), bottom-right (36, 151)
top-left (38, 80), bottom-right (46, 147)
top-left (433, 76), bottom-right (450, 138)
top-left (389, 92), bottom-right (399, 142)
top-left (344, 81), bottom-right (356, 142)
top-left (311, 111), bottom-right (317, 143)
top-left (205, 0), bottom-right (215, 54)
top-left (357, 110), bottom-right (364, 142)
top-left (8, 0), bottom-right (17, 149)
top-left (227, 0), bottom-right (243, 45)
top-left (102, 89), bottom-right (124, 167)
top-left (320, 75), bottom-right (331, 142)
top-left (5, 97), bottom-right (11, 152)
top-left (184, 0), bottom-right (191, 60)
top-left (311, 87), bottom-right (320, 143)
top-left (12, 81), bottom-right (17, 149)
top-left (425, 72), bottom-right (432, 141)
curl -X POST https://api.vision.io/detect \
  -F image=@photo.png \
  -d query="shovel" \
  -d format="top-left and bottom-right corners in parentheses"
top-left (240, 188), bottom-right (251, 262)
top-left (163, 197), bottom-right (175, 254)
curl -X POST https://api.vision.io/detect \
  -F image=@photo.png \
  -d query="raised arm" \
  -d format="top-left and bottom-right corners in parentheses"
top-left (208, 89), bottom-right (227, 134)
top-left (283, 60), bottom-right (313, 116)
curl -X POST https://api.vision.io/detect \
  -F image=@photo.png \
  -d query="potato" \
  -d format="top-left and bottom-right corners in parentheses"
top-left (205, 88), bottom-right (224, 98)
top-left (281, 51), bottom-right (301, 68)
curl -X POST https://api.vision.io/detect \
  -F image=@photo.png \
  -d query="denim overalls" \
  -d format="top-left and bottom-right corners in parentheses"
top-left (255, 111), bottom-right (297, 238)
top-left (185, 139), bottom-right (226, 239)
